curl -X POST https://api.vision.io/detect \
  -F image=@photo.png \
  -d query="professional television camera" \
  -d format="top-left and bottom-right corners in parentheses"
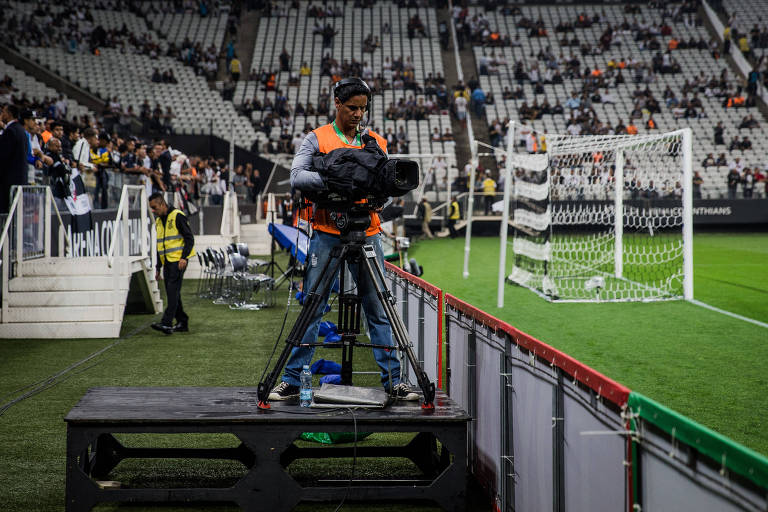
top-left (304, 133), bottom-right (418, 207)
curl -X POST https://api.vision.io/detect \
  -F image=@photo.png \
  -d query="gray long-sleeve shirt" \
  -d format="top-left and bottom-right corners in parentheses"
top-left (290, 132), bottom-right (325, 192)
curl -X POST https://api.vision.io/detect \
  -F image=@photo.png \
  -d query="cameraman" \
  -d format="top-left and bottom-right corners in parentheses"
top-left (268, 77), bottom-right (418, 401)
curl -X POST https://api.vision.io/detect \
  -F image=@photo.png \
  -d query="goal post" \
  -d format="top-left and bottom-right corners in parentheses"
top-left (496, 122), bottom-right (549, 308)
top-left (505, 128), bottom-right (693, 303)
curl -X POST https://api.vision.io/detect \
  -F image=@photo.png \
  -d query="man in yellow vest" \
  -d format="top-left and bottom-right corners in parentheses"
top-left (268, 77), bottom-right (418, 401)
top-left (149, 192), bottom-right (196, 335)
top-left (448, 195), bottom-right (461, 238)
top-left (481, 170), bottom-right (497, 215)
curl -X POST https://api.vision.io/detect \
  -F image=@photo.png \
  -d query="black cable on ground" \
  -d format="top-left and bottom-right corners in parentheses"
top-left (0, 318), bottom-right (159, 418)
top-left (0, 286), bottom-right (210, 418)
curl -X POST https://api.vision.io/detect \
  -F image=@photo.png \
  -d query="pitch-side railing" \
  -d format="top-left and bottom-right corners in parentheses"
top-left (1, 186), bottom-right (70, 322)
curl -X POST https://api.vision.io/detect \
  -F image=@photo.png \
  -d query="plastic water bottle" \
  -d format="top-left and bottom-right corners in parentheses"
top-left (300, 365), bottom-right (313, 407)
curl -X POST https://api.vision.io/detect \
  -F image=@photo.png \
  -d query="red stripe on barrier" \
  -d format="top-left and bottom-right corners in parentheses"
top-left (445, 294), bottom-right (508, 332)
top-left (384, 261), bottom-right (441, 297)
top-left (445, 294), bottom-right (630, 407)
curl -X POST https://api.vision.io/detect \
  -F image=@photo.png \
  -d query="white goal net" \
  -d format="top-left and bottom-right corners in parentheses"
top-left (508, 129), bottom-right (693, 302)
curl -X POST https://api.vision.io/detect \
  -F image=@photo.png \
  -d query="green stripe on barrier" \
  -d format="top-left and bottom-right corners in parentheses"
top-left (628, 392), bottom-right (768, 489)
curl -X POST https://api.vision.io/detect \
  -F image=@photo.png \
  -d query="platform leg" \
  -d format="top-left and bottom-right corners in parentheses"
top-left (91, 433), bottom-right (122, 479)
top-left (65, 427), bottom-right (98, 512)
top-left (234, 428), bottom-right (302, 512)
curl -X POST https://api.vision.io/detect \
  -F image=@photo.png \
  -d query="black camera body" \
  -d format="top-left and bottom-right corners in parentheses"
top-left (305, 133), bottom-right (419, 217)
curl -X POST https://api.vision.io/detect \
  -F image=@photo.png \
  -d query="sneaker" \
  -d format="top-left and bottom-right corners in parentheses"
top-left (268, 381), bottom-right (300, 401)
top-left (390, 382), bottom-right (419, 401)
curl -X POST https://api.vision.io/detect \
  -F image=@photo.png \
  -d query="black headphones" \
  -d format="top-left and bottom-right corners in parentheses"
top-left (333, 77), bottom-right (372, 129)
top-left (333, 77), bottom-right (371, 100)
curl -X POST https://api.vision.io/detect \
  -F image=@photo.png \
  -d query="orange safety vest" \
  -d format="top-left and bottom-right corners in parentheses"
top-left (647, 119), bottom-right (656, 129)
top-left (627, 124), bottom-right (638, 135)
top-left (298, 123), bottom-right (388, 237)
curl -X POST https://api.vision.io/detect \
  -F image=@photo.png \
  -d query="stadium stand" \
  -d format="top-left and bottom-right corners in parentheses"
top-left (233, 0), bottom-right (459, 187)
top-left (21, 45), bottom-right (256, 147)
top-left (3, 0), bottom-right (254, 149)
top-left (720, 0), bottom-right (768, 54)
top-left (465, 3), bottom-right (766, 198)
top-left (146, 2), bottom-right (231, 50)
top-left (0, 58), bottom-right (94, 122)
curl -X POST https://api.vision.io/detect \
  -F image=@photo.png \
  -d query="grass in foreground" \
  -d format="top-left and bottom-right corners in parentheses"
top-left (409, 232), bottom-right (768, 455)
top-left (1, 232), bottom-right (765, 510)
top-left (0, 264), bottom-right (490, 512)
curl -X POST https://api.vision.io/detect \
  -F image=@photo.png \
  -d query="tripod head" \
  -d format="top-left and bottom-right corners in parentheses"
top-left (327, 205), bottom-right (372, 243)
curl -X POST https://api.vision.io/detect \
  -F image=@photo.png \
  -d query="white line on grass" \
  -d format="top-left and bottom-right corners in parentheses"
top-left (689, 299), bottom-right (768, 329)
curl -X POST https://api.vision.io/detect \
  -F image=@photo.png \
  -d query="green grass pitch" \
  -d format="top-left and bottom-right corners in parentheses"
top-left (0, 232), bottom-right (765, 511)
top-left (409, 232), bottom-right (768, 455)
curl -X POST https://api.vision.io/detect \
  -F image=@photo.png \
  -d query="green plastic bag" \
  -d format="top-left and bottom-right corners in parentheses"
top-left (300, 431), bottom-right (372, 444)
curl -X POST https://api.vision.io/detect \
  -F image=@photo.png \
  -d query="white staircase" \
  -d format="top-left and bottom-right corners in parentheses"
top-left (0, 185), bottom-right (164, 339)
top-left (0, 256), bottom-right (162, 339)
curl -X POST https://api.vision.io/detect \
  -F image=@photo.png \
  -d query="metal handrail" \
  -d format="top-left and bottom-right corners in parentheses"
top-left (106, 185), bottom-right (147, 268)
top-left (50, 192), bottom-right (70, 255)
top-left (0, 188), bottom-right (21, 253)
top-left (0, 186), bottom-right (70, 260)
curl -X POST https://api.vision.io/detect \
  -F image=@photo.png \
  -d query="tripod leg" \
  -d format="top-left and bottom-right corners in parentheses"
top-left (359, 244), bottom-right (436, 408)
top-left (257, 243), bottom-right (350, 405)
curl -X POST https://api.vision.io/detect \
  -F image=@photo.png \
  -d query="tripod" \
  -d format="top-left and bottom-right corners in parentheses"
top-left (257, 208), bottom-right (436, 410)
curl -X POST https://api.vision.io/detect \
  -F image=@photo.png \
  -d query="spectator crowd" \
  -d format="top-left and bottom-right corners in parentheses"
top-left (0, 99), bottom-right (265, 216)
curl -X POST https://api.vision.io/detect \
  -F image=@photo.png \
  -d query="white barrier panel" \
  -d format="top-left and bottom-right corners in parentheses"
top-left (507, 340), bottom-right (557, 511)
top-left (562, 379), bottom-right (626, 510)
top-left (445, 294), bottom-right (631, 512)
top-left (473, 326), bottom-right (504, 500)
top-left (368, 270), bottom-right (768, 511)
top-left (629, 393), bottom-right (768, 512)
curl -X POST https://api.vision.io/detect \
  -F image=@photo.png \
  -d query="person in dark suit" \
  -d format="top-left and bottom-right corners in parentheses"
top-left (0, 105), bottom-right (30, 213)
top-left (152, 140), bottom-right (172, 191)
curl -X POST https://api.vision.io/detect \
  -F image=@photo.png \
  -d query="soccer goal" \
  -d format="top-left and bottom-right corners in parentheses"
top-left (505, 129), bottom-right (693, 303)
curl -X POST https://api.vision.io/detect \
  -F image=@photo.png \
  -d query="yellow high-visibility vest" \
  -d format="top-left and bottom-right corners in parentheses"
top-left (482, 177), bottom-right (496, 195)
top-left (449, 201), bottom-right (461, 220)
top-left (156, 209), bottom-right (195, 264)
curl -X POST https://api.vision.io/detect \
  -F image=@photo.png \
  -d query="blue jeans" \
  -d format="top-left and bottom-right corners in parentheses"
top-left (282, 230), bottom-right (401, 388)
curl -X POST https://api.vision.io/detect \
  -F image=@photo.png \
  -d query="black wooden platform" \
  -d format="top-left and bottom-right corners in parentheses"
top-left (64, 387), bottom-right (469, 512)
